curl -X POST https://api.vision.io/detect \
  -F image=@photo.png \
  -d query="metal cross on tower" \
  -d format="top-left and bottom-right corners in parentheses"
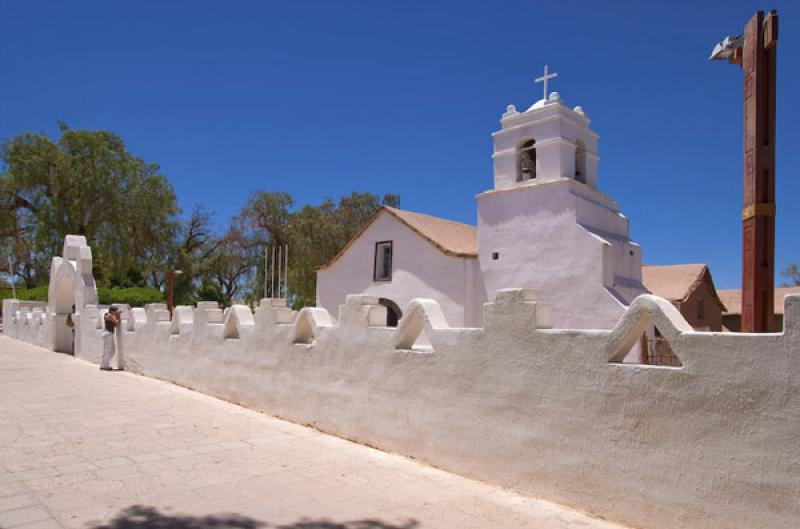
top-left (535, 65), bottom-right (558, 101)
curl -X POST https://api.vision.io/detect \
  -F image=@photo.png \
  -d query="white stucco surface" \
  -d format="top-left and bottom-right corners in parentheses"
top-left (477, 178), bottom-right (645, 329)
top-left (5, 239), bottom-right (800, 529)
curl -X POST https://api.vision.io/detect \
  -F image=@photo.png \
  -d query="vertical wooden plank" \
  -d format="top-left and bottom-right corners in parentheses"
top-left (741, 11), bottom-right (777, 332)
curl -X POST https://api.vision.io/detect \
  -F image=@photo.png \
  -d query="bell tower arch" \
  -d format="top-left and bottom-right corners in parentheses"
top-left (492, 91), bottom-right (598, 190)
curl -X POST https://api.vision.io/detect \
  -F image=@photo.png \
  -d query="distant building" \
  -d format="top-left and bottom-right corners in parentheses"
top-left (718, 287), bottom-right (800, 332)
top-left (642, 264), bottom-right (726, 331)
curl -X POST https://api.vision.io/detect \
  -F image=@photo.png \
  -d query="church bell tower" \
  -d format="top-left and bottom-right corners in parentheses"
top-left (474, 68), bottom-right (646, 330)
top-left (492, 90), bottom-right (599, 190)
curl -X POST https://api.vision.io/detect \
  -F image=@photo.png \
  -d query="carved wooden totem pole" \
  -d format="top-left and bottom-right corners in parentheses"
top-left (711, 10), bottom-right (778, 332)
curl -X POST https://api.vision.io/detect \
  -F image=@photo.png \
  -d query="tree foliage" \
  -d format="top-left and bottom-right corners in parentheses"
top-left (97, 286), bottom-right (164, 306)
top-left (284, 192), bottom-right (400, 307)
top-left (1, 123), bottom-right (178, 286)
top-left (781, 263), bottom-right (800, 287)
top-left (1, 124), bottom-right (398, 309)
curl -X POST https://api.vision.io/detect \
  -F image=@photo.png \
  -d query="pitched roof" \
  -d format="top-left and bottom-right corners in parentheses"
top-left (642, 264), bottom-right (726, 310)
top-left (317, 206), bottom-right (477, 270)
top-left (717, 287), bottom-right (800, 316)
top-left (383, 207), bottom-right (477, 258)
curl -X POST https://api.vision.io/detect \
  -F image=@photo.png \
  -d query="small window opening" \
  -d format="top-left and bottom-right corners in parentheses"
top-left (610, 323), bottom-right (682, 368)
top-left (697, 299), bottom-right (705, 320)
top-left (491, 252), bottom-right (499, 260)
top-left (517, 139), bottom-right (536, 182)
top-left (374, 241), bottom-right (393, 281)
top-left (638, 328), bottom-right (682, 367)
top-left (575, 139), bottom-right (587, 184)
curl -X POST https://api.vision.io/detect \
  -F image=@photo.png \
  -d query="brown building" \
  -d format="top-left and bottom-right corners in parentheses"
top-left (717, 287), bottom-right (800, 332)
top-left (642, 264), bottom-right (726, 331)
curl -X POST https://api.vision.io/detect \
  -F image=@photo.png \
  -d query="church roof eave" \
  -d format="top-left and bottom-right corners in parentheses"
top-left (316, 207), bottom-right (478, 272)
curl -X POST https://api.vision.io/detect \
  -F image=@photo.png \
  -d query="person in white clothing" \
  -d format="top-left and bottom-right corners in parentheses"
top-left (100, 307), bottom-right (121, 371)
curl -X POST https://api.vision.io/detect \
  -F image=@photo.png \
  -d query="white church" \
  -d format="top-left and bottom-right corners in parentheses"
top-left (316, 70), bottom-right (647, 329)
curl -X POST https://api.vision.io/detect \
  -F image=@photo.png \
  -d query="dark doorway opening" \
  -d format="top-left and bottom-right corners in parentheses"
top-left (379, 298), bottom-right (402, 327)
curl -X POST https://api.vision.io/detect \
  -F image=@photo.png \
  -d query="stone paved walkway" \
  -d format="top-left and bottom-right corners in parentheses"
top-left (0, 336), bottom-right (626, 529)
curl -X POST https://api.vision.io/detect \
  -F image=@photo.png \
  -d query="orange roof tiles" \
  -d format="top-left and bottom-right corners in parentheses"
top-left (642, 263), bottom-right (726, 310)
top-left (717, 287), bottom-right (800, 315)
top-left (318, 206), bottom-right (477, 270)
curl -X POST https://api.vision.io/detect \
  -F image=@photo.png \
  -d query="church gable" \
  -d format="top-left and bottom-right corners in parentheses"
top-left (319, 207), bottom-right (477, 272)
top-left (316, 207), bottom-right (477, 327)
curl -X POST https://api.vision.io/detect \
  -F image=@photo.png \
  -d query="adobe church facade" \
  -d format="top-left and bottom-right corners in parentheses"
top-left (316, 88), bottom-right (647, 329)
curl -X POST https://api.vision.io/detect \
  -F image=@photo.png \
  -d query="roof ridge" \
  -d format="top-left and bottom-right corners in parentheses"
top-left (382, 207), bottom-right (477, 258)
top-left (317, 206), bottom-right (478, 271)
top-left (384, 206), bottom-right (477, 228)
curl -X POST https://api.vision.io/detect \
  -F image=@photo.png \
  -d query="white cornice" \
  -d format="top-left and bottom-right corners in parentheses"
top-left (498, 105), bottom-right (596, 137)
top-left (493, 137), bottom-right (600, 160)
top-left (476, 177), bottom-right (616, 208)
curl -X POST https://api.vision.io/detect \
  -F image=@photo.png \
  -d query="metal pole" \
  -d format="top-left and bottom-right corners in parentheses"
top-left (277, 244), bottom-right (282, 299)
top-left (8, 257), bottom-right (16, 299)
top-left (264, 246), bottom-right (269, 298)
top-left (284, 244), bottom-right (289, 301)
top-left (270, 244), bottom-right (276, 299)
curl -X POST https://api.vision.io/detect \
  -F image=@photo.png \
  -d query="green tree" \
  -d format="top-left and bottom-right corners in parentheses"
top-left (781, 263), bottom-right (800, 287)
top-left (239, 191), bottom-right (399, 308)
top-left (168, 205), bottom-right (223, 305)
top-left (202, 219), bottom-right (259, 305)
top-left (241, 191), bottom-right (294, 244)
top-left (237, 191), bottom-right (294, 302)
top-left (0, 123), bottom-right (179, 287)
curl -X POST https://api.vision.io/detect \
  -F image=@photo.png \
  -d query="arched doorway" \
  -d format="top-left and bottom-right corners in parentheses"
top-left (53, 276), bottom-right (75, 354)
top-left (379, 298), bottom-right (403, 327)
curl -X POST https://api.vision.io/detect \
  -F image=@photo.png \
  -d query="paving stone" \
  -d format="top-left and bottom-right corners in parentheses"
top-left (15, 519), bottom-right (64, 529)
top-left (0, 335), bottom-right (629, 529)
top-left (0, 507), bottom-right (52, 528)
top-left (0, 493), bottom-right (38, 512)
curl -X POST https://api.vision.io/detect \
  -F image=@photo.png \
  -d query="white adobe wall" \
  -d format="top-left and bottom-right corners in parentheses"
top-left (476, 178), bottom-right (645, 329)
top-left (316, 211), bottom-right (476, 326)
top-left (2, 300), bottom-right (52, 349)
top-left (4, 290), bottom-right (800, 529)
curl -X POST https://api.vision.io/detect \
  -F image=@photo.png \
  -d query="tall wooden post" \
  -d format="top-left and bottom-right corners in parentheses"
top-left (741, 11), bottom-right (778, 332)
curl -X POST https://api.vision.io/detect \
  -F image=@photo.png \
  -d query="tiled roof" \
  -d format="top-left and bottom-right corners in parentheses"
top-left (643, 264), bottom-right (707, 302)
top-left (642, 264), bottom-right (726, 310)
top-left (318, 206), bottom-right (477, 270)
top-left (383, 207), bottom-right (477, 258)
top-left (717, 287), bottom-right (800, 316)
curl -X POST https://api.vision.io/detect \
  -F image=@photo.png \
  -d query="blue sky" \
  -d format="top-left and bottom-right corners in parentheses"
top-left (1, 0), bottom-right (798, 289)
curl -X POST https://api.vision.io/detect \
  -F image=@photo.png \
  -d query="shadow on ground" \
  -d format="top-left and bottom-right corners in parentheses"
top-left (92, 506), bottom-right (419, 529)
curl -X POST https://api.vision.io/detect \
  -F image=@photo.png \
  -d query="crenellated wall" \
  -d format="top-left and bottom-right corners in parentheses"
top-left (3, 236), bottom-right (800, 529)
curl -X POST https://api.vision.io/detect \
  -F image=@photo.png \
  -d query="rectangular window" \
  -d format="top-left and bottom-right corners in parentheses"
top-left (374, 241), bottom-right (393, 281)
top-left (697, 299), bottom-right (705, 320)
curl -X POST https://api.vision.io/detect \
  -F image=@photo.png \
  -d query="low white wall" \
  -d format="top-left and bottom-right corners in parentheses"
top-left (3, 300), bottom-right (53, 349)
top-left (4, 293), bottom-right (800, 529)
